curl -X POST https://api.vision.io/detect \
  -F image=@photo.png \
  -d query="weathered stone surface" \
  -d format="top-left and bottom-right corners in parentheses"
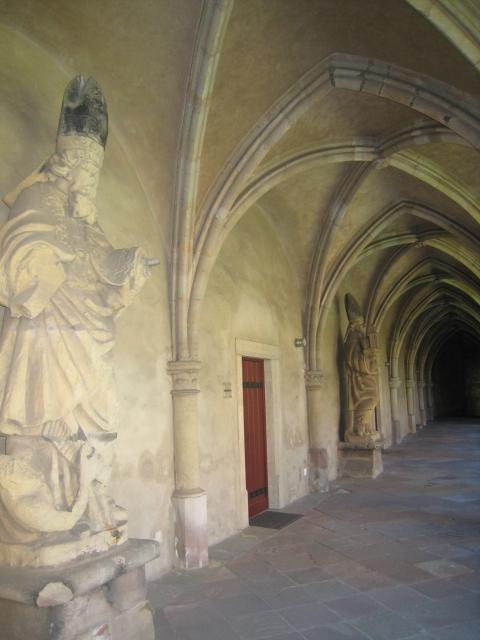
top-left (343, 294), bottom-right (382, 449)
top-left (0, 538), bottom-right (158, 605)
top-left (0, 598), bottom-right (50, 640)
top-left (111, 602), bottom-right (155, 640)
top-left (108, 566), bottom-right (147, 612)
top-left (338, 444), bottom-right (383, 479)
top-left (0, 539), bottom-right (159, 640)
top-left (36, 582), bottom-right (74, 608)
top-left (0, 77), bottom-right (155, 569)
top-left (309, 448), bottom-right (329, 492)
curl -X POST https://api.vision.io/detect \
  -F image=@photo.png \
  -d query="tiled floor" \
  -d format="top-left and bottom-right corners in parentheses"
top-left (149, 419), bottom-right (480, 639)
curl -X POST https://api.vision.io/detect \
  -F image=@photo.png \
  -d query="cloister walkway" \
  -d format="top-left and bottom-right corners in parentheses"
top-left (150, 420), bottom-right (480, 640)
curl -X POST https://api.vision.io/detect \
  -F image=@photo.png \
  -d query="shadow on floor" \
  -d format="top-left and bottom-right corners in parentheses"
top-left (150, 420), bottom-right (480, 640)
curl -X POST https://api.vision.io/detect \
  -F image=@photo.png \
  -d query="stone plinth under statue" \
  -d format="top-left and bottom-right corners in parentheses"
top-left (0, 77), bottom-right (159, 639)
top-left (340, 294), bottom-right (383, 478)
top-left (0, 539), bottom-right (158, 640)
top-left (338, 441), bottom-right (383, 479)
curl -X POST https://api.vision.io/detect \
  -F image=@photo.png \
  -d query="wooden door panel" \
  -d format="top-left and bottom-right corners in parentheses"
top-left (242, 357), bottom-right (268, 517)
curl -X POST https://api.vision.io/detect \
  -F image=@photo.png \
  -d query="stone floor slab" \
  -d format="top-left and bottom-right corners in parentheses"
top-left (302, 621), bottom-right (372, 639)
top-left (368, 584), bottom-right (433, 612)
top-left (230, 610), bottom-right (294, 639)
top-left (350, 609), bottom-right (423, 639)
top-left (415, 558), bottom-right (474, 578)
top-left (149, 420), bottom-right (480, 640)
top-left (278, 601), bottom-right (340, 630)
top-left (325, 594), bottom-right (387, 620)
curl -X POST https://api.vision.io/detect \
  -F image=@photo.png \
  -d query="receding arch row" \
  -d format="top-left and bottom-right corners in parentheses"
top-left (406, 300), bottom-right (480, 381)
top-left (423, 322), bottom-right (480, 396)
top-left (368, 250), bottom-right (480, 332)
top-left (312, 200), bottom-right (480, 368)
top-left (184, 53), bottom-right (480, 359)
top-left (390, 285), bottom-right (480, 378)
top-left (196, 136), bottom-right (479, 367)
top-left (230, 123), bottom-right (468, 221)
top-left (407, 306), bottom-right (480, 427)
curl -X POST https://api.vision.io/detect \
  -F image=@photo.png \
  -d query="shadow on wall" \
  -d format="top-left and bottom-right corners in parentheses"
top-left (433, 334), bottom-right (480, 418)
top-left (335, 295), bottom-right (347, 442)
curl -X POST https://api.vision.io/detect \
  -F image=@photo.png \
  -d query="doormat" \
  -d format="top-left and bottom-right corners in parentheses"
top-left (249, 510), bottom-right (303, 530)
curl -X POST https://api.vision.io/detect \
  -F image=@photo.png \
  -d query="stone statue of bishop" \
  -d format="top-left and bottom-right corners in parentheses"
top-left (0, 76), bottom-right (150, 567)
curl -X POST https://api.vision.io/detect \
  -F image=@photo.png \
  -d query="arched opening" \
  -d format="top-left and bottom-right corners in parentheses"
top-left (433, 332), bottom-right (480, 418)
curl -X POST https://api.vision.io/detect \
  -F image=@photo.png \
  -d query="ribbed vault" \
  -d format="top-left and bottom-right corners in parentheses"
top-left (172, 0), bottom-right (480, 454)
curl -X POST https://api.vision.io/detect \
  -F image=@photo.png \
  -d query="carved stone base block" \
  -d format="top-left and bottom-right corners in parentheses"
top-left (338, 443), bottom-right (383, 479)
top-left (308, 448), bottom-right (329, 492)
top-left (0, 539), bottom-right (159, 640)
top-left (173, 489), bottom-right (208, 569)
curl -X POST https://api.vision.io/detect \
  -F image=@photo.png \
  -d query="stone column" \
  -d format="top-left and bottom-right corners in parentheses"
top-left (417, 380), bottom-right (427, 428)
top-left (427, 382), bottom-right (434, 420)
top-left (405, 379), bottom-right (417, 433)
top-left (305, 370), bottom-right (329, 492)
top-left (168, 360), bottom-right (208, 569)
top-left (388, 377), bottom-right (401, 443)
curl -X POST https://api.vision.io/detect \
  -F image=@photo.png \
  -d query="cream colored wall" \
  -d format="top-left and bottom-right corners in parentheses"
top-left (198, 206), bottom-right (309, 544)
top-left (0, 26), bottom-right (174, 577)
top-left (0, 0), bottom-right (200, 252)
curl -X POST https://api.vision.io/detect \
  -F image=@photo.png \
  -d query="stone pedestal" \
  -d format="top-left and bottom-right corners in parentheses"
top-left (308, 448), bottom-right (329, 493)
top-left (173, 489), bottom-right (208, 569)
top-left (338, 442), bottom-right (383, 479)
top-left (0, 539), bottom-right (159, 640)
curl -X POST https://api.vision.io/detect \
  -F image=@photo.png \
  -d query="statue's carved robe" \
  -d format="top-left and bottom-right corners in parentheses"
top-left (0, 182), bottom-right (143, 531)
top-left (344, 324), bottom-right (379, 437)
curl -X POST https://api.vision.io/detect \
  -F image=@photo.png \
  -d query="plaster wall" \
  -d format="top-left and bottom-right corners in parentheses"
top-left (198, 206), bottom-right (309, 544)
top-left (0, 0), bottom-right (200, 252)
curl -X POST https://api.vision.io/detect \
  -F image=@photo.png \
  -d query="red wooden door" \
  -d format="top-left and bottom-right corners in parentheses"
top-left (242, 357), bottom-right (268, 517)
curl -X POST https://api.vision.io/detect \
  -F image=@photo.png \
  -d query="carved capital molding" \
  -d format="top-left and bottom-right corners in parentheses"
top-left (389, 377), bottom-right (401, 390)
top-left (305, 369), bottom-right (324, 389)
top-left (168, 360), bottom-right (201, 395)
top-left (405, 379), bottom-right (415, 389)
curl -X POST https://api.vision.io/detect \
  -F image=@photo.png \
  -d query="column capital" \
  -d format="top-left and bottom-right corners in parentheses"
top-left (168, 360), bottom-right (201, 394)
top-left (405, 379), bottom-right (415, 389)
top-left (305, 369), bottom-right (324, 389)
top-left (389, 377), bottom-right (401, 389)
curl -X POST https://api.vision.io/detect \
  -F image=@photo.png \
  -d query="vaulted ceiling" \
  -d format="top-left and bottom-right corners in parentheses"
top-left (184, 0), bottom-right (480, 374)
top-left (0, 0), bottom-right (479, 374)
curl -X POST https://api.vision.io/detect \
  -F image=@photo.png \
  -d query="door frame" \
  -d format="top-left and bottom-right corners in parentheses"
top-left (235, 339), bottom-right (285, 529)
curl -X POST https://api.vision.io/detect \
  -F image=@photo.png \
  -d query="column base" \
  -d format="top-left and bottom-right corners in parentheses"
top-left (308, 448), bottom-right (329, 492)
top-left (408, 416), bottom-right (417, 433)
top-left (173, 489), bottom-right (208, 569)
top-left (0, 538), bottom-right (159, 640)
top-left (338, 443), bottom-right (383, 479)
top-left (392, 419), bottom-right (401, 444)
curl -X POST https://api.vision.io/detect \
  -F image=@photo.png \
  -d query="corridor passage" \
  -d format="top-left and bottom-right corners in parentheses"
top-left (150, 421), bottom-right (480, 640)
